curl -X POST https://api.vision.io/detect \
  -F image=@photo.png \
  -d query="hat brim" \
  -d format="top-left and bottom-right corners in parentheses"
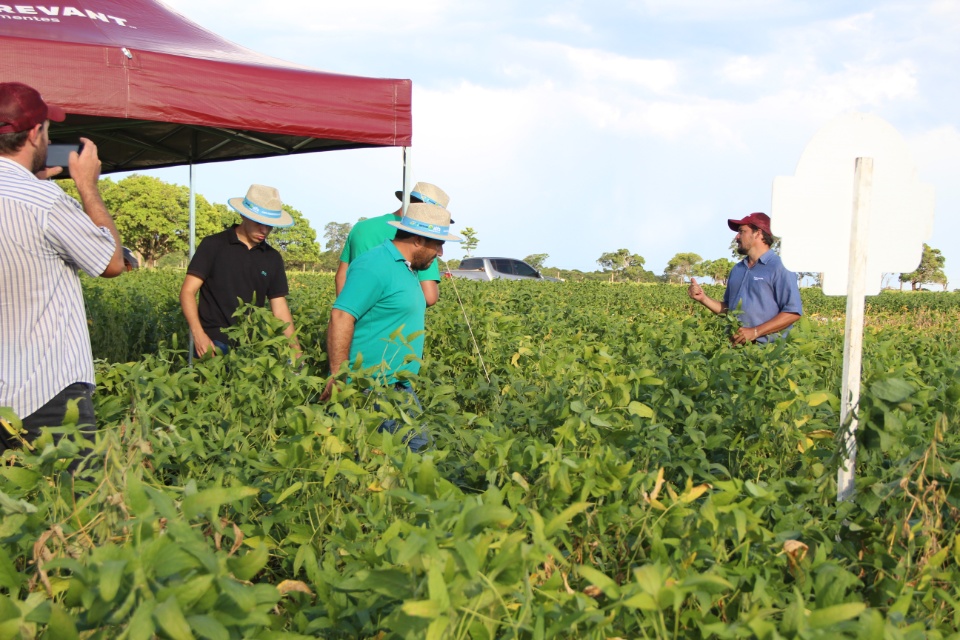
top-left (728, 218), bottom-right (771, 234)
top-left (395, 190), bottom-right (454, 223)
top-left (228, 197), bottom-right (295, 228)
top-left (387, 220), bottom-right (461, 242)
top-left (47, 104), bottom-right (65, 123)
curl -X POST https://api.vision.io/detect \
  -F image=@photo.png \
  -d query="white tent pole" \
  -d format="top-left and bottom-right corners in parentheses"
top-left (189, 162), bottom-right (197, 258)
top-left (188, 163), bottom-right (197, 364)
top-left (837, 157), bottom-right (872, 502)
top-left (402, 146), bottom-right (411, 216)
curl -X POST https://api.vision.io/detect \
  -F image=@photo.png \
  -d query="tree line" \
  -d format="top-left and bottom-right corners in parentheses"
top-left (61, 175), bottom-right (950, 289)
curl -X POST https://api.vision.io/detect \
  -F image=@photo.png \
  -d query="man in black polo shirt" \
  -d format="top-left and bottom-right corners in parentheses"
top-left (180, 184), bottom-right (301, 358)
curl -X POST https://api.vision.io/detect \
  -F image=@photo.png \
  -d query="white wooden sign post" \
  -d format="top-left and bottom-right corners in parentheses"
top-left (772, 113), bottom-right (934, 502)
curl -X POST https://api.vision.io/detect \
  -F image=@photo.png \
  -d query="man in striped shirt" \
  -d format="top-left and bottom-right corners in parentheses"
top-left (0, 82), bottom-right (124, 456)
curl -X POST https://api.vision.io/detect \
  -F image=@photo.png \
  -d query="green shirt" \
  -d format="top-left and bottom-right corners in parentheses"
top-left (333, 240), bottom-right (426, 383)
top-left (339, 212), bottom-right (441, 281)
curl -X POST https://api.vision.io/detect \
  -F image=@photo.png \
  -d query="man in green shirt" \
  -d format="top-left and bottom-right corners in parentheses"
top-left (335, 182), bottom-right (450, 306)
top-left (322, 201), bottom-right (461, 451)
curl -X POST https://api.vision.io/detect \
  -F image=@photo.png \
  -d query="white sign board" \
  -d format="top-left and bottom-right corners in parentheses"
top-left (772, 113), bottom-right (934, 295)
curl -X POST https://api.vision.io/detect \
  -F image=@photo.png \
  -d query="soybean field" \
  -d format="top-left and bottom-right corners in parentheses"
top-left (1, 270), bottom-right (959, 639)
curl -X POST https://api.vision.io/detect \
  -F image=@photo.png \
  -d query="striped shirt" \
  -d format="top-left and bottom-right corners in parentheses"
top-left (0, 157), bottom-right (115, 418)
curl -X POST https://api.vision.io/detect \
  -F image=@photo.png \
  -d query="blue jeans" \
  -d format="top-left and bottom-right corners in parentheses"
top-left (374, 384), bottom-right (431, 453)
top-left (0, 382), bottom-right (95, 455)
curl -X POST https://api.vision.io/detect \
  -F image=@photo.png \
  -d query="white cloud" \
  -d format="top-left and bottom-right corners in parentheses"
top-left (541, 11), bottom-right (594, 35)
top-left (564, 47), bottom-right (678, 93)
top-left (721, 55), bottom-right (769, 84)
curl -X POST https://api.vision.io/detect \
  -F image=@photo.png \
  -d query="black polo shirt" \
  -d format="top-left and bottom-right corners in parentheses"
top-left (187, 226), bottom-right (288, 344)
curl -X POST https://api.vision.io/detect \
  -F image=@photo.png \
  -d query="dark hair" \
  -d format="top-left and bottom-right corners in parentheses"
top-left (0, 130), bottom-right (30, 155)
top-left (750, 225), bottom-right (775, 247)
top-left (394, 230), bottom-right (416, 241)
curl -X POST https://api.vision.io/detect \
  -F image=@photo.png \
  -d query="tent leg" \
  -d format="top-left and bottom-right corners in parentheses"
top-left (188, 163), bottom-right (197, 365)
top-left (401, 146), bottom-right (411, 217)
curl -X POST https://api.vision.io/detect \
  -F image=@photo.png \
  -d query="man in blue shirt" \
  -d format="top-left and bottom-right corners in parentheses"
top-left (321, 201), bottom-right (461, 450)
top-left (688, 212), bottom-right (802, 345)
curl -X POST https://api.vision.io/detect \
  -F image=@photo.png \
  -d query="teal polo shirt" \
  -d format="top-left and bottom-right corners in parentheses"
top-left (333, 240), bottom-right (427, 383)
top-left (339, 213), bottom-right (441, 281)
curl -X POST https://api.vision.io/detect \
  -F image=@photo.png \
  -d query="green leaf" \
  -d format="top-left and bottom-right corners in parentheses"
top-left (98, 560), bottom-right (128, 603)
top-left (273, 481), bottom-right (303, 505)
top-left (182, 486), bottom-right (258, 520)
top-left (870, 378), bottom-right (914, 403)
top-left (0, 548), bottom-right (23, 592)
top-left (808, 602), bottom-right (866, 628)
top-left (577, 565), bottom-right (620, 598)
top-left (628, 401), bottom-right (654, 418)
top-left (45, 603), bottom-right (79, 640)
top-left (124, 475), bottom-right (154, 517)
top-left (153, 598), bottom-right (193, 640)
top-left (126, 600), bottom-right (156, 640)
top-left (545, 502), bottom-right (591, 537)
top-left (463, 504), bottom-right (515, 533)
top-left (402, 599), bottom-right (441, 618)
top-left (228, 544), bottom-right (269, 582)
top-left (805, 392), bottom-right (832, 407)
top-left (187, 614), bottom-right (230, 640)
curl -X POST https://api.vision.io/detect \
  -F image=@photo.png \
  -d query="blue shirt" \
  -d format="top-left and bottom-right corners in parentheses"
top-left (333, 241), bottom-right (426, 383)
top-left (0, 157), bottom-right (116, 416)
top-left (724, 250), bottom-right (803, 343)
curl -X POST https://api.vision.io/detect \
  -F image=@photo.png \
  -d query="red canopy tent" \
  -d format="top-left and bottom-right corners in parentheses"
top-left (0, 0), bottom-right (412, 172)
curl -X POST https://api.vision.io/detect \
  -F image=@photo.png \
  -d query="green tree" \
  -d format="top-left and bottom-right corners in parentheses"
top-left (664, 252), bottom-right (702, 284)
top-left (323, 222), bottom-right (352, 254)
top-left (461, 227), bottom-right (479, 257)
top-left (697, 258), bottom-right (736, 286)
top-left (61, 175), bottom-right (222, 268)
top-left (597, 249), bottom-right (647, 283)
top-left (524, 253), bottom-right (549, 271)
top-left (899, 243), bottom-right (947, 290)
top-left (271, 205), bottom-right (321, 269)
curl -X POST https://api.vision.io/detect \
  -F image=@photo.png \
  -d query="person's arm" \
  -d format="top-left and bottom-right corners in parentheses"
top-left (688, 278), bottom-right (727, 315)
top-left (334, 260), bottom-right (348, 296)
top-left (70, 138), bottom-right (124, 277)
top-left (269, 296), bottom-right (302, 359)
top-left (732, 312), bottom-right (801, 346)
top-left (320, 308), bottom-right (356, 400)
top-left (180, 274), bottom-right (217, 357)
top-left (420, 280), bottom-right (439, 307)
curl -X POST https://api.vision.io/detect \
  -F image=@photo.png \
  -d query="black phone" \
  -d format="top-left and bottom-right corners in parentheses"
top-left (46, 142), bottom-right (84, 171)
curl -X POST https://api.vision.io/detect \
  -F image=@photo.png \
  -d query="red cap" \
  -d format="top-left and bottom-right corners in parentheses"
top-left (0, 82), bottom-right (66, 134)
top-left (727, 212), bottom-right (771, 235)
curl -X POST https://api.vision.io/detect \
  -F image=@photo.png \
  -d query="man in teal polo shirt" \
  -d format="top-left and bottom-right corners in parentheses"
top-left (322, 201), bottom-right (461, 451)
top-left (335, 182), bottom-right (450, 306)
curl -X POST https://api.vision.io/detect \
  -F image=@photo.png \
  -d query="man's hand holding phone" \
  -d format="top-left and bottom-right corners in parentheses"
top-left (67, 138), bottom-right (101, 189)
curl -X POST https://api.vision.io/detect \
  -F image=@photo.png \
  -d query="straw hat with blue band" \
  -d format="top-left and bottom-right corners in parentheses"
top-left (388, 203), bottom-right (462, 242)
top-left (395, 181), bottom-right (455, 224)
top-left (227, 184), bottom-right (294, 228)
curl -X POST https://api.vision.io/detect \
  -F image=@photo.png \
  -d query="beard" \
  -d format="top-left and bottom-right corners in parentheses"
top-left (410, 248), bottom-right (437, 271)
top-left (31, 138), bottom-right (47, 174)
top-left (736, 245), bottom-right (748, 256)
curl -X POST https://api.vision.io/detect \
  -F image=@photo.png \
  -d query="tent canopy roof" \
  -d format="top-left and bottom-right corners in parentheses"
top-left (0, 0), bottom-right (412, 173)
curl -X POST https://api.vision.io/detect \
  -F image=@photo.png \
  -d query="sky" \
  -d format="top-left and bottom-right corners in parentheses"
top-left (138, 0), bottom-right (959, 289)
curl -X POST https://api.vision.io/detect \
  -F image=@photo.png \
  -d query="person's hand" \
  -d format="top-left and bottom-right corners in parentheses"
top-left (319, 377), bottom-right (343, 402)
top-left (688, 277), bottom-right (706, 302)
top-left (193, 331), bottom-right (217, 358)
top-left (69, 137), bottom-right (101, 189)
top-left (35, 165), bottom-right (63, 180)
top-left (730, 326), bottom-right (760, 346)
